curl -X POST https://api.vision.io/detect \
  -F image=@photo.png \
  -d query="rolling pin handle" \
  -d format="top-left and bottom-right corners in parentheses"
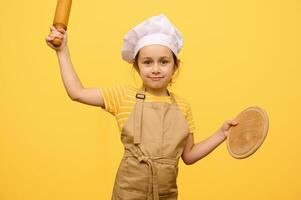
top-left (50, 23), bottom-right (66, 47)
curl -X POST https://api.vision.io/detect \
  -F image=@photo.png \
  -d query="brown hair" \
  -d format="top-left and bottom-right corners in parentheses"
top-left (132, 50), bottom-right (181, 87)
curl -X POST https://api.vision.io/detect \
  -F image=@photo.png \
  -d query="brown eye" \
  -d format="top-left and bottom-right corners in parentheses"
top-left (161, 60), bottom-right (169, 64)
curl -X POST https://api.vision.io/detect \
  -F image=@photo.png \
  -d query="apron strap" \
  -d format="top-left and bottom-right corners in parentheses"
top-left (133, 86), bottom-right (146, 144)
top-left (134, 86), bottom-right (176, 144)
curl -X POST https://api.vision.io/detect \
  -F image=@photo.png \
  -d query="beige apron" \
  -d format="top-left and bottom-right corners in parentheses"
top-left (111, 86), bottom-right (189, 200)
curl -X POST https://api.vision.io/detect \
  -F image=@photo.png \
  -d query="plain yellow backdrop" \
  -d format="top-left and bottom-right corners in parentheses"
top-left (0, 0), bottom-right (300, 199)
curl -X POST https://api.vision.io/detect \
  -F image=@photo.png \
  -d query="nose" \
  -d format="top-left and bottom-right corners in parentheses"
top-left (152, 63), bottom-right (160, 73)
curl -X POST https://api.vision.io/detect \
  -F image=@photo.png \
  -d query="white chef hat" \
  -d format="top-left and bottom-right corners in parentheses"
top-left (121, 14), bottom-right (183, 64)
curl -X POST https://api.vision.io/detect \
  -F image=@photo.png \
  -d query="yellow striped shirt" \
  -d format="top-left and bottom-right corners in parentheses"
top-left (100, 84), bottom-right (196, 134)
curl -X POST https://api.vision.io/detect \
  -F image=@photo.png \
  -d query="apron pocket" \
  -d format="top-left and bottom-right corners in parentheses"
top-left (117, 156), bottom-right (149, 194)
top-left (157, 163), bottom-right (178, 196)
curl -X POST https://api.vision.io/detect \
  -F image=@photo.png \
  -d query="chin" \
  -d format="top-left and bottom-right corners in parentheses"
top-left (147, 83), bottom-right (168, 90)
top-left (143, 78), bottom-right (169, 89)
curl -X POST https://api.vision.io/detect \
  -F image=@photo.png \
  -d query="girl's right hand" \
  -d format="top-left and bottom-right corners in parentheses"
top-left (45, 25), bottom-right (68, 52)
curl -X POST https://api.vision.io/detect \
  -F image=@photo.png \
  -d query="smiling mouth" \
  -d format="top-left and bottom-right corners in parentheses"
top-left (149, 77), bottom-right (163, 81)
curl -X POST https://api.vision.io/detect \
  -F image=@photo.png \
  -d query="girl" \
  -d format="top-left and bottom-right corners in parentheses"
top-left (46, 14), bottom-right (238, 200)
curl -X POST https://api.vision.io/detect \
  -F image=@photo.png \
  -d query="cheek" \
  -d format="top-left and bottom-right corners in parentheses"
top-left (164, 66), bottom-right (175, 75)
top-left (139, 67), bottom-right (151, 75)
top-left (138, 69), bottom-right (149, 79)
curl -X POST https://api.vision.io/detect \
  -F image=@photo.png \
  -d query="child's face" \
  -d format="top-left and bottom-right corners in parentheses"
top-left (137, 44), bottom-right (175, 93)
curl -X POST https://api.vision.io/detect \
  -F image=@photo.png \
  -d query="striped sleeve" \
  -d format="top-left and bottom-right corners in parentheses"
top-left (174, 95), bottom-right (197, 134)
top-left (185, 101), bottom-right (196, 134)
top-left (100, 85), bottom-right (126, 116)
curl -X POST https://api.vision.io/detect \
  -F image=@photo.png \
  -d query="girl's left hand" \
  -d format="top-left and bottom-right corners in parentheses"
top-left (220, 119), bottom-right (239, 137)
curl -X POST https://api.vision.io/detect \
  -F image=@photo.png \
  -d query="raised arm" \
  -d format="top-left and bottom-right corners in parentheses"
top-left (45, 26), bottom-right (105, 108)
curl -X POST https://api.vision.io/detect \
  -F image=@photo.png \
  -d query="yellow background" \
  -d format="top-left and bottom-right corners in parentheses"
top-left (0, 0), bottom-right (300, 199)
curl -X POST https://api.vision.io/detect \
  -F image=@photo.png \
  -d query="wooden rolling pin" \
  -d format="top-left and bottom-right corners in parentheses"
top-left (51, 0), bottom-right (73, 47)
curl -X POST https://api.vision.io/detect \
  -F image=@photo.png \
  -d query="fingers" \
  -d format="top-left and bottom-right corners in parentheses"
top-left (228, 119), bottom-right (239, 126)
top-left (232, 120), bottom-right (238, 124)
top-left (46, 33), bottom-right (63, 39)
top-left (223, 119), bottom-right (238, 129)
top-left (50, 25), bottom-right (64, 31)
top-left (50, 25), bottom-right (56, 31)
top-left (46, 25), bottom-right (68, 50)
top-left (45, 40), bottom-right (56, 49)
top-left (49, 25), bottom-right (66, 36)
top-left (45, 34), bottom-right (63, 43)
top-left (57, 28), bottom-right (66, 33)
top-left (46, 25), bottom-right (65, 42)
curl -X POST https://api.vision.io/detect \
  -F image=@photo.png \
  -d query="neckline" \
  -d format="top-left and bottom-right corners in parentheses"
top-left (137, 85), bottom-right (176, 105)
top-left (140, 86), bottom-right (171, 98)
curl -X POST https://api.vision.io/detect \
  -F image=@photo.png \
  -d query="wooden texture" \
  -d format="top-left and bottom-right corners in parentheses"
top-left (51, 0), bottom-right (72, 47)
top-left (227, 106), bottom-right (269, 159)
